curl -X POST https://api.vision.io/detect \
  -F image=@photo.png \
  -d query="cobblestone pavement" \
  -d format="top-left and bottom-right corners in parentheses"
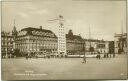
top-left (1, 54), bottom-right (127, 80)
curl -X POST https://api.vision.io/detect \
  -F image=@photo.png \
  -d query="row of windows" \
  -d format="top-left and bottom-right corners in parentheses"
top-left (16, 43), bottom-right (57, 46)
top-left (17, 46), bottom-right (57, 51)
top-left (2, 48), bottom-right (13, 51)
top-left (20, 49), bottom-right (57, 52)
top-left (59, 28), bottom-right (64, 31)
top-left (16, 38), bottom-right (57, 42)
top-left (2, 42), bottom-right (13, 45)
top-left (1, 38), bottom-right (12, 40)
top-left (16, 41), bottom-right (57, 44)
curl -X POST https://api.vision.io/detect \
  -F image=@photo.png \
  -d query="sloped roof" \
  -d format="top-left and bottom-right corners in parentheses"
top-left (1, 31), bottom-right (12, 37)
top-left (66, 34), bottom-right (83, 41)
top-left (18, 27), bottom-right (57, 38)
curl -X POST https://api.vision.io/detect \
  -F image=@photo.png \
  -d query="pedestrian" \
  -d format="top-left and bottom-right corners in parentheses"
top-left (113, 53), bottom-right (115, 58)
top-left (82, 55), bottom-right (86, 63)
top-left (106, 53), bottom-right (109, 58)
top-left (109, 54), bottom-right (111, 58)
top-left (98, 54), bottom-right (101, 59)
top-left (104, 54), bottom-right (106, 58)
top-left (26, 53), bottom-right (28, 60)
top-left (96, 54), bottom-right (98, 59)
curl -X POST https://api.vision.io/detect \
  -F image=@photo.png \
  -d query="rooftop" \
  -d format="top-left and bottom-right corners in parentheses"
top-left (18, 27), bottom-right (57, 38)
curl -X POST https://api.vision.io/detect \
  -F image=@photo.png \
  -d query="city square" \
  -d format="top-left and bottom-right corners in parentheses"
top-left (2, 54), bottom-right (127, 80)
top-left (1, 0), bottom-right (127, 80)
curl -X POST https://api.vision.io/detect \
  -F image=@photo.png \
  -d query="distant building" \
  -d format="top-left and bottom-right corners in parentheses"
top-left (108, 41), bottom-right (115, 54)
top-left (84, 39), bottom-right (109, 54)
top-left (66, 30), bottom-right (85, 55)
top-left (16, 26), bottom-right (58, 55)
top-left (96, 40), bottom-right (109, 54)
top-left (1, 31), bottom-right (13, 58)
top-left (84, 39), bottom-right (97, 53)
top-left (2, 25), bottom-right (117, 58)
top-left (114, 33), bottom-right (127, 54)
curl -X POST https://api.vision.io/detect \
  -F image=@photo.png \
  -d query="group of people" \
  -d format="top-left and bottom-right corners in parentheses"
top-left (96, 54), bottom-right (101, 59)
top-left (104, 53), bottom-right (115, 58)
top-left (25, 52), bottom-right (67, 60)
top-left (82, 52), bottom-right (116, 64)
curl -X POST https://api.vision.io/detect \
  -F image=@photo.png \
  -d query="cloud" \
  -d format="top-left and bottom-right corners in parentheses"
top-left (18, 12), bottom-right (29, 18)
top-left (35, 9), bottom-right (48, 15)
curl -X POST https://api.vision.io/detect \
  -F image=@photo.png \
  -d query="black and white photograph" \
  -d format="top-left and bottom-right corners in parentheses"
top-left (1, 0), bottom-right (128, 80)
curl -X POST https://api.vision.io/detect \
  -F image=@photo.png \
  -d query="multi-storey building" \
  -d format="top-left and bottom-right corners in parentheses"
top-left (16, 26), bottom-right (58, 56)
top-left (58, 15), bottom-right (66, 55)
top-left (84, 39), bottom-right (97, 53)
top-left (96, 40), bottom-right (109, 54)
top-left (1, 31), bottom-right (13, 58)
top-left (84, 39), bottom-right (109, 54)
top-left (114, 33), bottom-right (127, 54)
top-left (2, 25), bottom-right (116, 58)
top-left (66, 30), bottom-right (85, 55)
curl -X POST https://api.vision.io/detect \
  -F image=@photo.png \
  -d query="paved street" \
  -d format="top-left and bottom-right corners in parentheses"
top-left (2, 54), bottom-right (127, 80)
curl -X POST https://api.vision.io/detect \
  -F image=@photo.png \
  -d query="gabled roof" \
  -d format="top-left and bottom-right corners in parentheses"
top-left (18, 27), bottom-right (57, 38)
top-left (1, 31), bottom-right (12, 37)
top-left (21, 27), bottom-right (52, 33)
top-left (66, 34), bottom-right (83, 41)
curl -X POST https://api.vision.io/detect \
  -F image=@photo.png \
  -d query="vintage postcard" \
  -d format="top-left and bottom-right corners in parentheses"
top-left (1, 0), bottom-right (128, 80)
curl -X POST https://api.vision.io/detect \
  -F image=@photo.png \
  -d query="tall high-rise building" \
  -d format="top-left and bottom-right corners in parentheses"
top-left (58, 15), bottom-right (66, 55)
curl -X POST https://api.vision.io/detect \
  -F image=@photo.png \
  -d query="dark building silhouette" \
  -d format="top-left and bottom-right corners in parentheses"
top-left (66, 30), bottom-right (85, 55)
top-left (109, 41), bottom-right (115, 54)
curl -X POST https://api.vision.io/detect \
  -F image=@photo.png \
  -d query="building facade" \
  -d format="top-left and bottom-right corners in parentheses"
top-left (108, 41), bottom-right (115, 54)
top-left (96, 40), bottom-right (109, 54)
top-left (16, 26), bottom-right (58, 56)
top-left (58, 15), bottom-right (66, 55)
top-left (1, 31), bottom-right (13, 58)
top-left (114, 33), bottom-right (127, 54)
top-left (84, 39), bottom-right (109, 54)
top-left (66, 30), bottom-right (85, 55)
top-left (2, 26), bottom-right (117, 58)
top-left (84, 39), bottom-right (97, 53)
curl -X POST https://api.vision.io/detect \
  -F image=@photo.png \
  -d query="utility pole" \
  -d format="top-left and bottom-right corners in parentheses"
top-left (88, 25), bottom-right (92, 54)
top-left (89, 25), bottom-right (91, 47)
top-left (121, 21), bottom-right (124, 35)
top-left (121, 21), bottom-right (124, 54)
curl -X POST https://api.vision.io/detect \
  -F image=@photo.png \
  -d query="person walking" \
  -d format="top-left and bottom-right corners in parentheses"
top-left (113, 53), bottom-right (115, 58)
top-left (98, 54), bottom-right (101, 59)
top-left (26, 53), bottom-right (28, 60)
top-left (97, 51), bottom-right (101, 59)
top-left (82, 55), bottom-right (86, 63)
top-left (106, 53), bottom-right (109, 58)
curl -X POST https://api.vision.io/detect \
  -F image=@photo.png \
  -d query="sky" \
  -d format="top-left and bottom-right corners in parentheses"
top-left (1, 0), bottom-right (127, 41)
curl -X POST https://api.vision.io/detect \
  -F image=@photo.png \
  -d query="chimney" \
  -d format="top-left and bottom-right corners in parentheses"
top-left (39, 26), bottom-right (42, 30)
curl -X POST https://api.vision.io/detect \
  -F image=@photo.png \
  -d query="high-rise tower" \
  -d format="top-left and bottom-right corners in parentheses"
top-left (48, 15), bottom-right (66, 56)
top-left (58, 15), bottom-right (66, 55)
